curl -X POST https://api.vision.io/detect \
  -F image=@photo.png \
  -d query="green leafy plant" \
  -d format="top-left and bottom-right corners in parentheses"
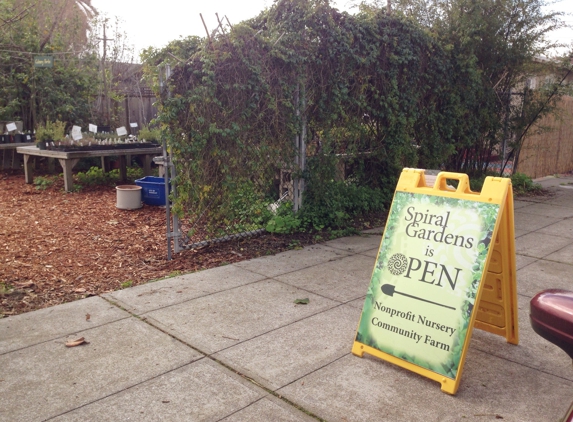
top-left (138, 126), bottom-right (161, 142)
top-left (0, 282), bottom-right (13, 295)
top-left (35, 120), bottom-right (66, 143)
top-left (33, 176), bottom-right (55, 190)
top-left (127, 166), bottom-right (144, 180)
top-left (511, 172), bottom-right (542, 195)
top-left (76, 166), bottom-right (113, 186)
top-left (75, 166), bottom-right (144, 186)
top-left (265, 214), bottom-right (301, 234)
top-left (265, 201), bottom-right (301, 234)
top-left (120, 280), bottom-right (133, 289)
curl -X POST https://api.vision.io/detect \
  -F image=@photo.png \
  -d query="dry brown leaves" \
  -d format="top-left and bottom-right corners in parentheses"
top-left (0, 173), bottom-right (320, 318)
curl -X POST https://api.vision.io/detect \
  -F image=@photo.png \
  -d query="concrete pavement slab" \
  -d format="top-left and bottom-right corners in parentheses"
top-left (103, 265), bottom-right (267, 314)
top-left (544, 243), bottom-right (573, 264)
top-left (142, 279), bottom-right (339, 354)
top-left (513, 202), bottom-right (573, 219)
top-left (274, 254), bottom-right (375, 302)
top-left (234, 244), bottom-right (351, 278)
top-left (360, 248), bottom-right (379, 258)
top-left (539, 193), bottom-right (573, 206)
top-left (513, 200), bottom-right (534, 210)
top-left (0, 317), bottom-right (201, 422)
top-left (0, 296), bottom-right (128, 354)
top-left (322, 233), bottom-right (382, 254)
top-left (52, 359), bottom-right (266, 422)
top-left (469, 294), bottom-right (573, 381)
top-left (517, 259), bottom-right (573, 297)
top-left (514, 231), bottom-right (572, 258)
top-left (538, 218), bottom-right (573, 239)
top-left (515, 254), bottom-right (537, 270)
top-left (535, 175), bottom-right (573, 189)
top-left (513, 211), bottom-right (561, 233)
top-left (220, 396), bottom-right (316, 422)
top-left (277, 351), bottom-right (573, 422)
top-left (346, 296), bottom-right (367, 309)
top-left (514, 228), bottom-right (529, 238)
top-left (214, 304), bottom-right (361, 390)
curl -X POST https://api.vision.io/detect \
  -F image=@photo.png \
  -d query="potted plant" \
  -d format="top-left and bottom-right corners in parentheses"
top-left (35, 120), bottom-right (66, 149)
top-left (137, 126), bottom-right (161, 144)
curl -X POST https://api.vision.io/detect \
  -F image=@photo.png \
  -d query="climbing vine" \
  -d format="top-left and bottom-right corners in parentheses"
top-left (141, 0), bottom-right (483, 238)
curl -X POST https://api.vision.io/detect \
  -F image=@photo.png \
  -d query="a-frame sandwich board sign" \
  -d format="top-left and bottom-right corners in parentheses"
top-left (352, 168), bottom-right (518, 395)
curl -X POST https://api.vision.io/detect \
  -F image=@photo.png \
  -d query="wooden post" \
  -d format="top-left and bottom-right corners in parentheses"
top-left (58, 158), bottom-right (79, 192)
top-left (143, 154), bottom-right (152, 175)
top-left (119, 155), bottom-right (127, 182)
top-left (23, 154), bottom-right (33, 184)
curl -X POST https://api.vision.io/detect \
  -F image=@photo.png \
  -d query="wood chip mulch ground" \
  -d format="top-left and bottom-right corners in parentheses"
top-left (1, 171), bottom-right (383, 318)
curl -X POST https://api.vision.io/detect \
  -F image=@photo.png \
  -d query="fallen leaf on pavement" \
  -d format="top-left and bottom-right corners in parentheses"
top-left (294, 298), bottom-right (310, 305)
top-left (65, 337), bottom-right (88, 347)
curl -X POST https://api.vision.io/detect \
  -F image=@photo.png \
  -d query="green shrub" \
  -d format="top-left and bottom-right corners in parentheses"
top-left (35, 120), bottom-right (66, 142)
top-left (76, 166), bottom-right (113, 186)
top-left (75, 166), bottom-right (145, 186)
top-left (33, 176), bottom-right (55, 190)
top-left (266, 202), bottom-right (302, 233)
top-left (511, 172), bottom-right (541, 195)
top-left (138, 126), bottom-right (161, 142)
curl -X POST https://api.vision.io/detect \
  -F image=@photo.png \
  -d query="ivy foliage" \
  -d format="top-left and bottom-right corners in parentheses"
top-left (143, 0), bottom-right (468, 236)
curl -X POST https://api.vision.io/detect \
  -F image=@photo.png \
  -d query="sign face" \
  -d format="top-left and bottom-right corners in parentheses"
top-left (71, 125), bottom-right (82, 141)
top-left (129, 122), bottom-right (138, 128)
top-left (355, 191), bottom-right (499, 380)
top-left (34, 55), bottom-right (53, 68)
top-left (6, 122), bottom-right (17, 132)
top-left (116, 126), bottom-right (127, 136)
top-left (89, 124), bottom-right (97, 133)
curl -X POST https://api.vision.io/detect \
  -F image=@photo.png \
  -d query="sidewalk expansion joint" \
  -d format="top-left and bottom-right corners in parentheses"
top-left (44, 359), bottom-right (205, 421)
top-left (100, 295), bottom-right (326, 421)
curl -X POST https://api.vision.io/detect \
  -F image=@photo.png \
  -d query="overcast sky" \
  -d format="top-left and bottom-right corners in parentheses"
top-left (91, 0), bottom-right (573, 60)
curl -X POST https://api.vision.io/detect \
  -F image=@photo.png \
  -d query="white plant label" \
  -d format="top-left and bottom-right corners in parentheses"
top-left (116, 126), bottom-right (128, 136)
top-left (6, 122), bottom-right (17, 132)
top-left (130, 122), bottom-right (138, 128)
top-left (89, 124), bottom-right (97, 133)
top-left (71, 125), bottom-right (82, 141)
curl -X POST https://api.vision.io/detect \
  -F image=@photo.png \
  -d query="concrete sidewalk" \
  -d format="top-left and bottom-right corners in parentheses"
top-left (2, 175), bottom-right (573, 421)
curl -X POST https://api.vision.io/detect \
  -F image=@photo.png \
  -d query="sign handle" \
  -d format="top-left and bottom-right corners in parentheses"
top-left (433, 172), bottom-right (474, 194)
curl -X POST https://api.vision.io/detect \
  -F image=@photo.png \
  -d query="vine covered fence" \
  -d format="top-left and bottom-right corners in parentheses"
top-left (141, 0), bottom-right (567, 250)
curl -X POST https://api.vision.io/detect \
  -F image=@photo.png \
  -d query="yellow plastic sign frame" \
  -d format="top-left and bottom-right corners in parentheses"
top-left (352, 168), bottom-right (518, 395)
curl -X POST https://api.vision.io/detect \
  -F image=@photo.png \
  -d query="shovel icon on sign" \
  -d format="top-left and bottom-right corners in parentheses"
top-left (381, 284), bottom-right (456, 311)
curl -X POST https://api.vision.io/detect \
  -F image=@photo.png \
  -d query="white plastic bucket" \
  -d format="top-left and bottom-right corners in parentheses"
top-left (116, 185), bottom-right (142, 210)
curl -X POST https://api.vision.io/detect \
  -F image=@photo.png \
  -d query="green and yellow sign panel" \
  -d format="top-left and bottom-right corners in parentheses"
top-left (34, 55), bottom-right (53, 68)
top-left (352, 169), bottom-right (518, 395)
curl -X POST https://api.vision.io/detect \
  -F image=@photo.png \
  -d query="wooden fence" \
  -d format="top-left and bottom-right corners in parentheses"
top-left (516, 95), bottom-right (573, 178)
top-left (118, 90), bottom-right (157, 131)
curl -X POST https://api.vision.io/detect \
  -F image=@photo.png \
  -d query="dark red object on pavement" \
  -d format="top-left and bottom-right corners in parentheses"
top-left (530, 289), bottom-right (573, 359)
